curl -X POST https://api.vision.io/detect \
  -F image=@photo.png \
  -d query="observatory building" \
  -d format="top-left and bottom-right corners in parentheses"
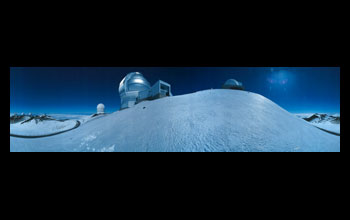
top-left (222, 79), bottom-right (244, 90)
top-left (91, 103), bottom-right (106, 118)
top-left (119, 72), bottom-right (172, 109)
top-left (97, 103), bottom-right (105, 114)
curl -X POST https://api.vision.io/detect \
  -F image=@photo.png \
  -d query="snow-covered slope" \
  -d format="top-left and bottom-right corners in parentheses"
top-left (10, 114), bottom-right (104, 136)
top-left (314, 122), bottom-right (340, 134)
top-left (10, 90), bottom-right (340, 152)
top-left (10, 119), bottom-right (78, 136)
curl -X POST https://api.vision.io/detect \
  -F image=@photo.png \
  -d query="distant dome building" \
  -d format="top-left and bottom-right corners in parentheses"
top-left (119, 72), bottom-right (172, 109)
top-left (97, 103), bottom-right (105, 114)
top-left (222, 79), bottom-right (244, 90)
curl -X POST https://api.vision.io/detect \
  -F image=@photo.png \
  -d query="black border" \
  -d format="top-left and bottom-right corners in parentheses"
top-left (6, 47), bottom-right (345, 152)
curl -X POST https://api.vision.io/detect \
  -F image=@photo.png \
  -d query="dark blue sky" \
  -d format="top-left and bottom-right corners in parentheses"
top-left (10, 67), bottom-right (340, 114)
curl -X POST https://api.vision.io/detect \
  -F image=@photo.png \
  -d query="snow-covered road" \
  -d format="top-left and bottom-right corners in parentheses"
top-left (10, 121), bottom-right (81, 138)
top-left (313, 126), bottom-right (340, 136)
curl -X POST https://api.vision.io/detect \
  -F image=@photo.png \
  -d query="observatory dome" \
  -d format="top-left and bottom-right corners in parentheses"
top-left (119, 72), bottom-right (151, 95)
top-left (222, 79), bottom-right (244, 90)
top-left (224, 79), bottom-right (240, 86)
top-left (119, 72), bottom-right (152, 109)
top-left (97, 103), bottom-right (105, 114)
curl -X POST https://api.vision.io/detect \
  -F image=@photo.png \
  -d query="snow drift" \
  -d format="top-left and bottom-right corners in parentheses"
top-left (10, 89), bottom-right (340, 152)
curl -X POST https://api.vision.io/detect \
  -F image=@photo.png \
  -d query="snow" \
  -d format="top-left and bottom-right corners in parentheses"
top-left (294, 113), bottom-right (340, 134)
top-left (313, 122), bottom-right (340, 134)
top-left (10, 89), bottom-right (340, 152)
top-left (9, 113), bottom-right (107, 136)
top-left (10, 119), bottom-right (77, 136)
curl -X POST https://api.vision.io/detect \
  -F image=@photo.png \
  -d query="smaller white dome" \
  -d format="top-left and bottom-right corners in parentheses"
top-left (97, 103), bottom-right (105, 113)
top-left (224, 79), bottom-right (241, 86)
top-left (222, 79), bottom-right (244, 90)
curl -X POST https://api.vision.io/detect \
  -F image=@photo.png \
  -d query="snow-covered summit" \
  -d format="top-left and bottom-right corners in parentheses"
top-left (303, 113), bottom-right (340, 124)
top-left (295, 113), bottom-right (340, 134)
top-left (10, 89), bottom-right (340, 152)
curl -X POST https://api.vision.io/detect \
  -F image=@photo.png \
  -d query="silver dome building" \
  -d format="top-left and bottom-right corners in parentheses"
top-left (119, 72), bottom-right (152, 109)
top-left (222, 79), bottom-right (244, 90)
top-left (119, 72), bottom-right (172, 110)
